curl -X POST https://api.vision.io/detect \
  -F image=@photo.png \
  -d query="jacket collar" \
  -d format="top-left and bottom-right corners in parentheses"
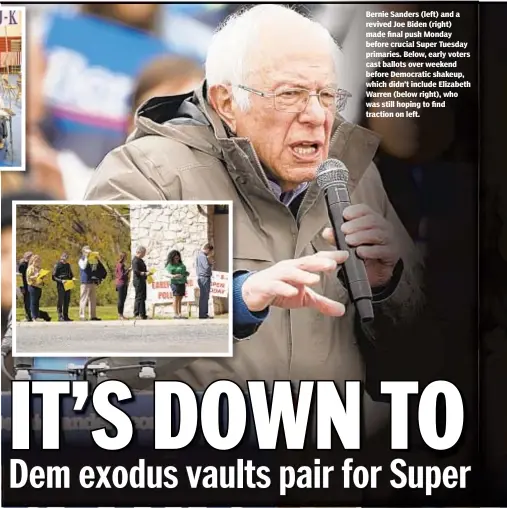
top-left (135, 82), bottom-right (380, 206)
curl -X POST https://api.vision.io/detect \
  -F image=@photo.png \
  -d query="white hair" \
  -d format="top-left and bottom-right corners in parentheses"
top-left (205, 4), bottom-right (342, 111)
top-left (136, 245), bottom-right (146, 255)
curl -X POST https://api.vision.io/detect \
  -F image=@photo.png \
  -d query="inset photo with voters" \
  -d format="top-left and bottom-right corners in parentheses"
top-left (1, 2), bottom-right (506, 507)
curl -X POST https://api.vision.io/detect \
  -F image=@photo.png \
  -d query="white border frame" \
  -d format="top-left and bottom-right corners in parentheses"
top-left (12, 200), bottom-right (234, 358)
top-left (0, 6), bottom-right (26, 172)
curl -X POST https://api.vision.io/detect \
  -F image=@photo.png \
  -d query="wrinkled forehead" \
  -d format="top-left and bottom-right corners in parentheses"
top-left (246, 32), bottom-right (337, 88)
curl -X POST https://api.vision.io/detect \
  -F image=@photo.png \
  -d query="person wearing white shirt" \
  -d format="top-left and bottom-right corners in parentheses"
top-left (78, 245), bottom-right (101, 321)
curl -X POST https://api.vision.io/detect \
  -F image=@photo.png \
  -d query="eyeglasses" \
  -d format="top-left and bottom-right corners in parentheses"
top-left (236, 84), bottom-right (352, 113)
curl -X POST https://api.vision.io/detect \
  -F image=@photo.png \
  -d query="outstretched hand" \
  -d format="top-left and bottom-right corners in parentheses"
top-left (241, 250), bottom-right (349, 316)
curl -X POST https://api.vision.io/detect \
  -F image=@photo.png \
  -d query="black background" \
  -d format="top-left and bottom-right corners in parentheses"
top-left (480, 1), bottom-right (507, 504)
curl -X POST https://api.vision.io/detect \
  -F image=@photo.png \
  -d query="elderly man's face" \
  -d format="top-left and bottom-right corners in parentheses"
top-left (233, 37), bottom-right (336, 191)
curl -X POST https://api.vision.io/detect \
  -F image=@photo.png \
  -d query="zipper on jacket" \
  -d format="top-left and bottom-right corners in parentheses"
top-left (295, 122), bottom-right (348, 226)
top-left (330, 121), bottom-right (346, 151)
top-left (248, 143), bottom-right (272, 190)
top-left (242, 142), bottom-right (300, 236)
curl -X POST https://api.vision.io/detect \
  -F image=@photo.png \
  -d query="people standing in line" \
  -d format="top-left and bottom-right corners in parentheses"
top-left (196, 243), bottom-right (214, 320)
top-left (17, 251), bottom-right (33, 322)
top-left (115, 252), bottom-right (131, 320)
top-left (78, 245), bottom-right (102, 321)
top-left (165, 249), bottom-right (189, 320)
top-left (52, 252), bottom-right (74, 322)
top-left (132, 246), bottom-right (148, 320)
top-left (26, 254), bottom-right (51, 322)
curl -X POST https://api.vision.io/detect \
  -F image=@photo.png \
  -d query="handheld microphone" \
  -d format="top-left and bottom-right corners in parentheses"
top-left (316, 159), bottom-right (374, 323)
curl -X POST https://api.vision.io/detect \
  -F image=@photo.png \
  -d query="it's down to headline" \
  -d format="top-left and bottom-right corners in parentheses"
top-left (3, 379), bottom-right (472, 501)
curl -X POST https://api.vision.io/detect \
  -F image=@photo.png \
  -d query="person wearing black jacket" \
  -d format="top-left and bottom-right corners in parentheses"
top-left (115, 252), bottom-right (131, 320)
top-left (17, 251), bottom-right (33, 321)
top-left (2, 187), bottom-right (53, 390)
top-left (132, 245), bottom-right (148, 320)
top-left (52, 252), bottom-right (74, 322)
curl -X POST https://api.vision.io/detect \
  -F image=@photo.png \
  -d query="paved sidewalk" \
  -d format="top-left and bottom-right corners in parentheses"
top-left (15, 318), bottom-right (231, 356)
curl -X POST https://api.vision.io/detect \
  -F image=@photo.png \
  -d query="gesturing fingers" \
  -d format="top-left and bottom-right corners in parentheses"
top-left (268, 280), bottom-right (300, 298)
top-left (304, 287), bottom-right (346, 317)
top-left (290, 250), bottom-right (349, 273)
top-left (242, 250), bottom-right (351, 315)
top-left (278, 267), bottom-right (321, 286)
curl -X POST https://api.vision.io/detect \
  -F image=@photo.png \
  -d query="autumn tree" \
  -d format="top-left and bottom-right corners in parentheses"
top-left (16, 205), bottom-right (131, 308)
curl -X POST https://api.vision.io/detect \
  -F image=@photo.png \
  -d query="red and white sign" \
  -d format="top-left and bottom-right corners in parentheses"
top-left (147, 278), bottom-right (195, 304)
top-left (146, 271), bottom-right (229, 303)
top-left (211, 271), bottom-right (229, 298)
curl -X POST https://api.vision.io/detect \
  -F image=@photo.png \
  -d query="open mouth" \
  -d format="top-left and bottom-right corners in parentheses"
top-left (290, 142), bottom-right (322, 161)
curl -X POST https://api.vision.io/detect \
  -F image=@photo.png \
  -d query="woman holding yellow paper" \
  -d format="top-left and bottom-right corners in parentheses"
top-left (165, 250), bottom-right (189, 319)
top-left (52, 252), bottom-right (74, 322)
top-left (26, 255), bottom-right (51, 322)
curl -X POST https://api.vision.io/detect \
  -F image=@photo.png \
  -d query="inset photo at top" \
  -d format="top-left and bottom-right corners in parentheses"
top-left (0, 7), bottom-right (24, 170)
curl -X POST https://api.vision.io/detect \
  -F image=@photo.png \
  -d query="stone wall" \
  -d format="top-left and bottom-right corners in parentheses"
top-left (125, 204), bottom-right (208, 318)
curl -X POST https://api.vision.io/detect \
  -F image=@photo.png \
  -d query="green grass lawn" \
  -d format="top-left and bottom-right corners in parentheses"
top-left (16, 305), bottom-right (229, 322)
top-left (16, 305), bottom-right (119, 322)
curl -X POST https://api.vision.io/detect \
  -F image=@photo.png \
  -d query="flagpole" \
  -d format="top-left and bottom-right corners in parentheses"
top-left (4, 22), bottom-right (8, 77)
